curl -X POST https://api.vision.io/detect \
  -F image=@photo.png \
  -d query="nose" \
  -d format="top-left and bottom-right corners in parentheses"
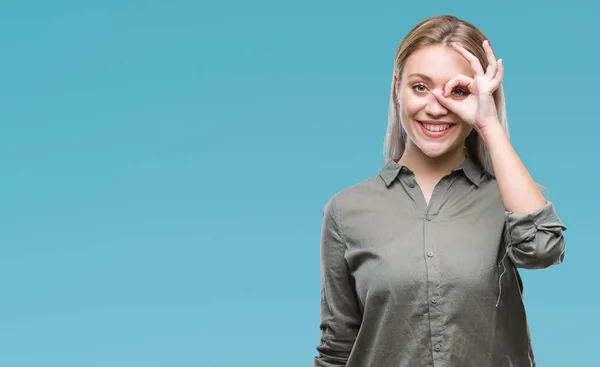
top-left (424, 89), bottom-right (448, 116)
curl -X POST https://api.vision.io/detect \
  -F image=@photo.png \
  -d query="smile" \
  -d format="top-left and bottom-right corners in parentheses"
top-left (417, 120), bottom-right (456, 138)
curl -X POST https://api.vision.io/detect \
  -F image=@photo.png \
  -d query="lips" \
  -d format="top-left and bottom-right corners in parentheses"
top-left (417, 120), bottom-right (456, 138)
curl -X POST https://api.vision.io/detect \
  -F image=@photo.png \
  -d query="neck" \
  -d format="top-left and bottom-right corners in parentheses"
top-left (398, 144), bottom-right (466, 181)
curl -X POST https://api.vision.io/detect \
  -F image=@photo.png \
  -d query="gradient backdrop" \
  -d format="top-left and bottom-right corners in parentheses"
top-left (1, 1), bottom-right (596, 366)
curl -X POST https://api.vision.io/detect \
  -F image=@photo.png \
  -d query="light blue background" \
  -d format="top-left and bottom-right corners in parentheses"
top-left (1, 1), bottom-right (596, 366)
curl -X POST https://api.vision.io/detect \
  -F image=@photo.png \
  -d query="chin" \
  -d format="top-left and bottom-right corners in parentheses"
top-left (417, 144), bottom-right (454, 158)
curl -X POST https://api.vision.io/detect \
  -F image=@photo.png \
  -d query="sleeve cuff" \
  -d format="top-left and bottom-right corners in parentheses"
top-left (504, 201), bottom-right (566, 244)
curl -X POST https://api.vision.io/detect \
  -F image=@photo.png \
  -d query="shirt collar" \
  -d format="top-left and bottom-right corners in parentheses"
top-left (378, 159), bottom-right (405, 187)
top-left (453, 155), bottom-right (484, 187)
top-left (378, 155), bottom-right (484, 187)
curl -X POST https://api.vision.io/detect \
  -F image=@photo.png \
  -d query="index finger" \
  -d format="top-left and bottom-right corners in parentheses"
top-left (451, 42), bottom-right (485, 76)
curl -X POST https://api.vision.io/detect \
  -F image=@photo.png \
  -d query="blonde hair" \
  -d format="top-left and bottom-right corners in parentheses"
top-left (384, 15), bottom-right (508, 176)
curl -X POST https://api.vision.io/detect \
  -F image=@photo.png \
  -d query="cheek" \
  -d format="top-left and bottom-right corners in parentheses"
top-left (454, 125), bottom-right (474, 144)
top-left (459, 124), bottom-right (474, 137)
top-left (400, 93), bottom-right (425, 120)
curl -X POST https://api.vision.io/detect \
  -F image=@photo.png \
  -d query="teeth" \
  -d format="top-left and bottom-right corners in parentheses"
top-left (423, 123), bottom-right (450, 132)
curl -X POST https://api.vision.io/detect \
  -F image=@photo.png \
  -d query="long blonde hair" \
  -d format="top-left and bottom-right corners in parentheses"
top-left (384, 15), bottom-right (508, 176)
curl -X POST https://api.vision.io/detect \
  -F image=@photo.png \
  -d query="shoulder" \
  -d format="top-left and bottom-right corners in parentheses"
top-left (323, 173), bottom-right (386, 215)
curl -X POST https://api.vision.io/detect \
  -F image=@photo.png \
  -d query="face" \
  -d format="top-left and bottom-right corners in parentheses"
top-left (395, 44), bottom-right (474, 159)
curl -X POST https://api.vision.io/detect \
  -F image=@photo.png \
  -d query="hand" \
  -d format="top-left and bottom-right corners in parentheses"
top-left (431, 40), bottom-right (504, 130)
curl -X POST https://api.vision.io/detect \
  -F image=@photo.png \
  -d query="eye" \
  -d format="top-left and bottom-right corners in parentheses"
top-left (411, 83), bottom-right (428, 93)
top-left (451, 87), bottom-right (470, 97)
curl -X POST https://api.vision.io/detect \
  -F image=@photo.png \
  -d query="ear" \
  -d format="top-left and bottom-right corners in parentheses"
top-left (393, 74), bottom-right (400, 95)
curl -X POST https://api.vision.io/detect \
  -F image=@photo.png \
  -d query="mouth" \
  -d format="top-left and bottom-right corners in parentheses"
top-left (417, 120), bottom-right (457, 138)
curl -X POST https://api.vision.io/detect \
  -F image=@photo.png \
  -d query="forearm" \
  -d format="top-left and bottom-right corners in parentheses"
top-left (478, 120), bottom-right (546, 214)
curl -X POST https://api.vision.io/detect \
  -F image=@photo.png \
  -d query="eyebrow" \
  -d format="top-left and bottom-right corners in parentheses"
top-left (406, 73), bottom-right (433, 82)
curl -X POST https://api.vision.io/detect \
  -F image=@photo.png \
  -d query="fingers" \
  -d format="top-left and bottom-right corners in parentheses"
top-left (483, 40), bottom-right (497, 78)
top-left (452, 42), bottom-right (484, 76)
top-left (452, 40), bottom-right (504, 93)
top-left (452, 40), bottom-right (501, 81)
top-left (443, 74), bottom-right (473, 97)
top-left (489, 59), bottom-right (504, 91)
top-left (431, 89), bottom-right (458, 110)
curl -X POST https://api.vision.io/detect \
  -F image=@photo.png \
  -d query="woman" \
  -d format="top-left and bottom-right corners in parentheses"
top-left (313, 15), bottom-right (566, 367)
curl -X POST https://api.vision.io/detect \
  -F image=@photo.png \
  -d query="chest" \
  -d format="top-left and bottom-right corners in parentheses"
top-left (340, 184), bottom-right (507, 305)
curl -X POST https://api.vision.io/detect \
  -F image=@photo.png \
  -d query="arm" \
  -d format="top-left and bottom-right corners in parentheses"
top-left (314, 197), bottom-right (361, 367)
top-left (435, 40), bottom-right (557, 215)
top-left (433, 40), bottom-right (567, 269)
top-left (479, 122), bottom-right (546, 214)
top-left (480, 122), bottom-right (567, 269)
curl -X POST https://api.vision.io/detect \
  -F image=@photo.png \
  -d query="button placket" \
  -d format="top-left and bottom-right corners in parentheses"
top-left (423, 189), bottom-right (444, 362)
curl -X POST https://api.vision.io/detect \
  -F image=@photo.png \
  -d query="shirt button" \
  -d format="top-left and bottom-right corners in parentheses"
top-left (427, 251), bottom-right (434, 258)
top-left (407, 179), bottom-right (416, 188)
top-left (431, 296), bottom-right (440, 304)
top-left (425, 214), bottom-right (432, 221)
top-left (434, 344), bottom-right (442, 352)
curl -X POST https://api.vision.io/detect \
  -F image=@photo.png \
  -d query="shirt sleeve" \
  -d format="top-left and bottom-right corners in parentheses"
top-left (504, 200), bottom-right (567, 269)
top-left (314, 197), bottom-right (361, 367)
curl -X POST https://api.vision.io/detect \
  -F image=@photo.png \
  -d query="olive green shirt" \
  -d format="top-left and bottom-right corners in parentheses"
top-left (313, 157), bottom-right (566, 367)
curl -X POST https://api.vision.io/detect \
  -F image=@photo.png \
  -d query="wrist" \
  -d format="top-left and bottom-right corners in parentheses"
top-left (476, 118), bottom-right (505, 143)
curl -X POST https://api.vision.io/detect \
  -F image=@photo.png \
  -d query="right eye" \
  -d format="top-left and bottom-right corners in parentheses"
top-left (411, 83), bottom-right (427, 93)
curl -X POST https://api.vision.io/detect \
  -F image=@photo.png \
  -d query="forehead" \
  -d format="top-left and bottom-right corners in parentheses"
top-left (402, 44), bottom-right (474, 82)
